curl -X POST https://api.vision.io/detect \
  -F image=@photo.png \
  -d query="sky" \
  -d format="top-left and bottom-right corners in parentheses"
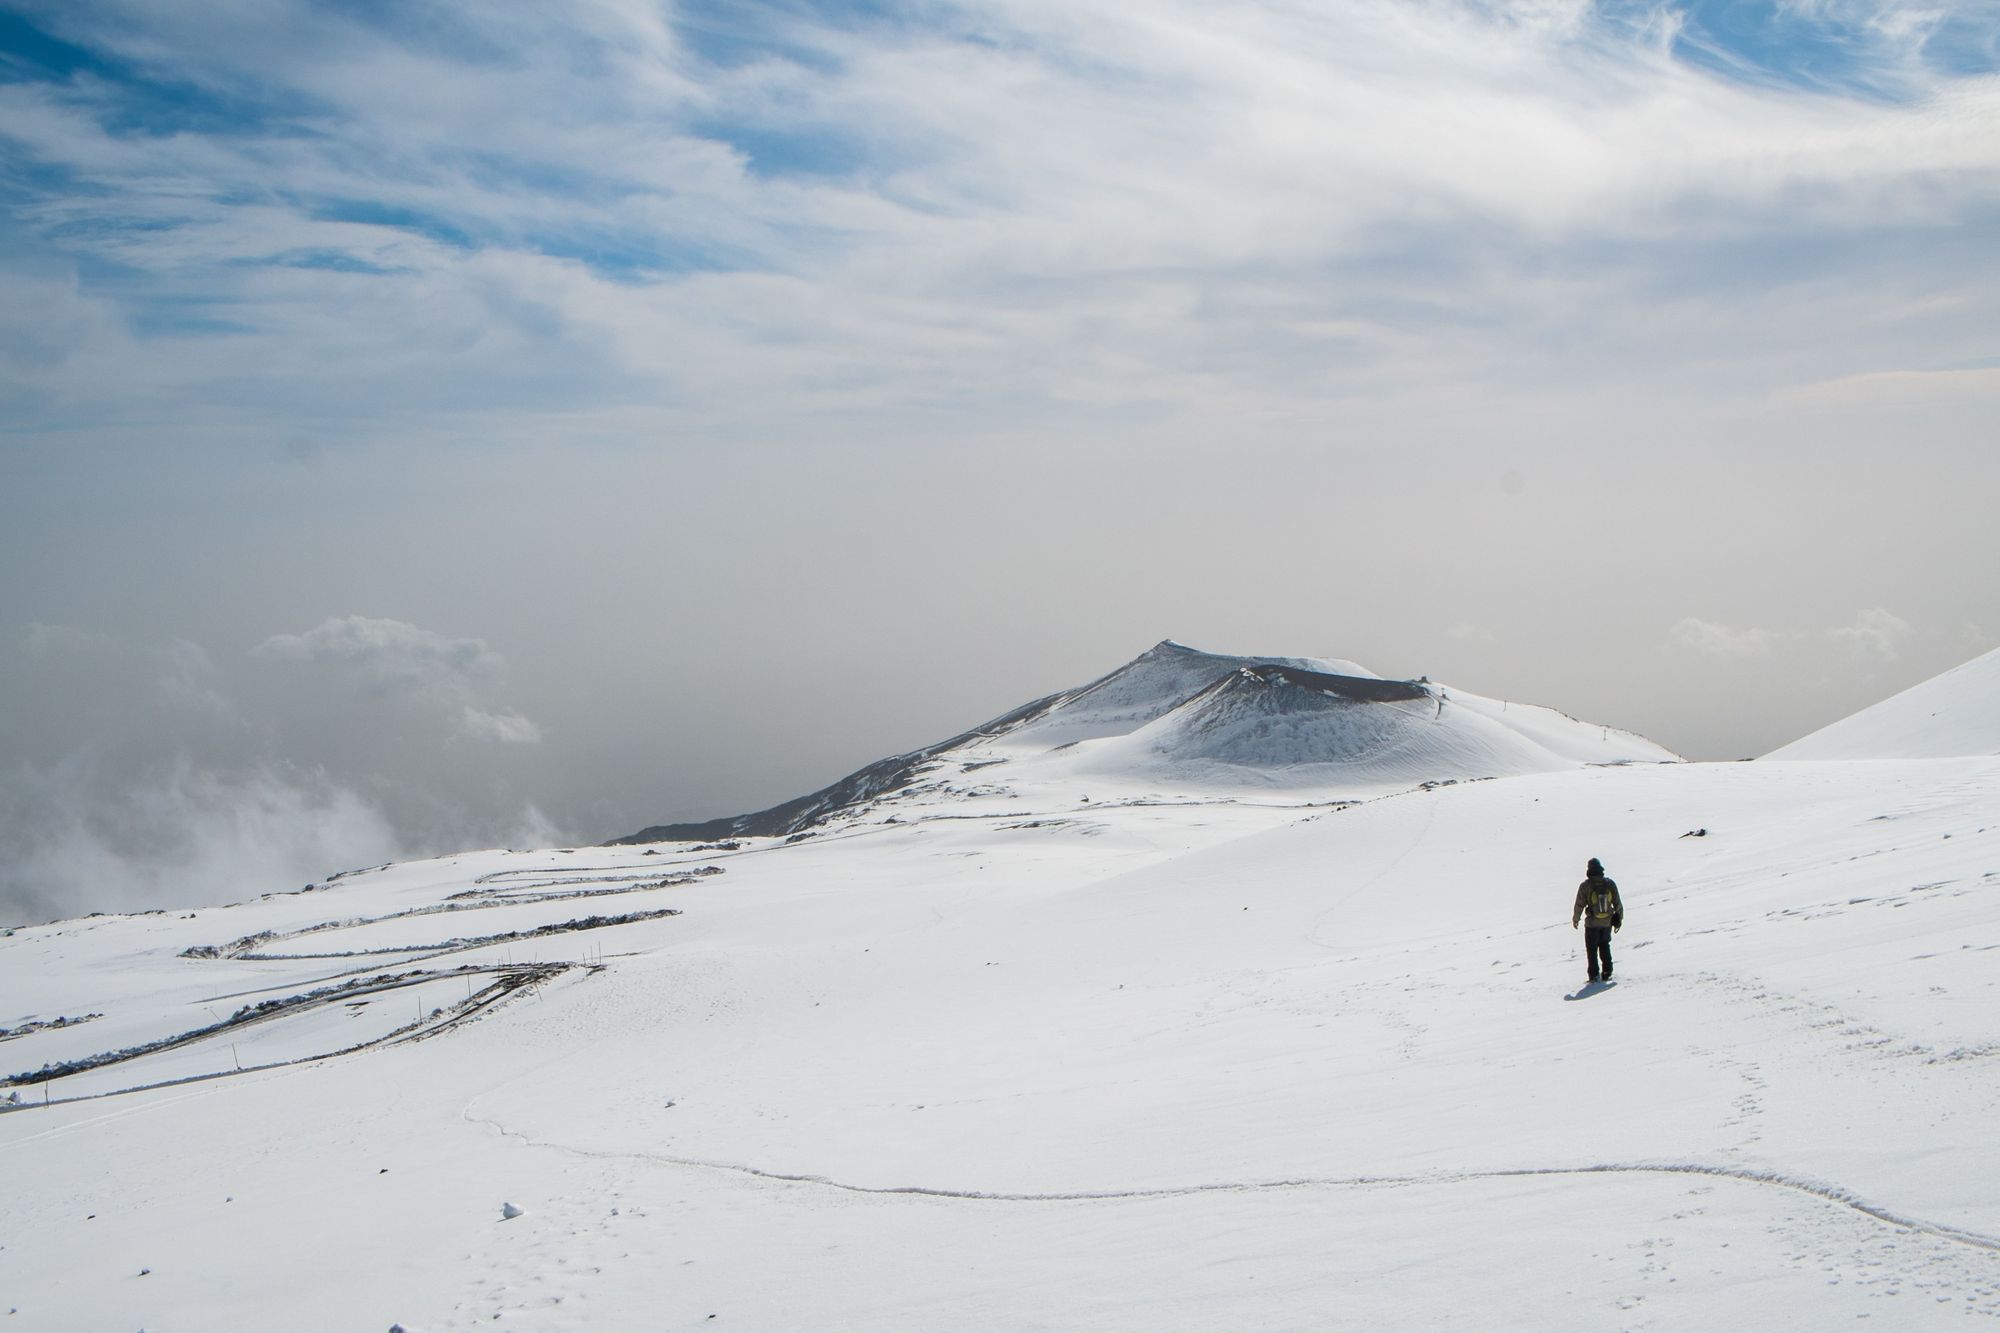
top-left (2, 0), bottom-right (1997, 923)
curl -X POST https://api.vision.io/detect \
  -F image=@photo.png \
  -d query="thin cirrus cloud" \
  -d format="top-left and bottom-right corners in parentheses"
top-left (1, 0), bottom-right (1996, 446)
top-left (254, 615), bottom-right (544, 744)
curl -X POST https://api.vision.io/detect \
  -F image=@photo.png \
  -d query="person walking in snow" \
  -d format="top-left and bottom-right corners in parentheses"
top-left (1571, 857), bottom-right (1623, 983)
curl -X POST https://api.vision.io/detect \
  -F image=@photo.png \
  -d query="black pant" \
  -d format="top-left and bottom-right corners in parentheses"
top-left (1584, 926), bottom-right (1613, 979)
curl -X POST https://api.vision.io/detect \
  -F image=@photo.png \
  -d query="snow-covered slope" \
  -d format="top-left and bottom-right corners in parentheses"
top-left (618, 640), bottom-right (1677, 841)
top-left (8, 654), bottom-right (1998, 1332)
top-left (6, 754), bottom-right (1999, 1331)
top-left (1766, 645), bottom-right (2000, 760)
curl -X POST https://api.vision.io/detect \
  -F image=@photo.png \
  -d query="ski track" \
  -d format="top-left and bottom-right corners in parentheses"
top-left (1302, 786), bottom-right (1440, 952)
top-left (459, 1105), bottom-right (2000, 1256)
top-left (0, 1069), bottom-right (286, 1153)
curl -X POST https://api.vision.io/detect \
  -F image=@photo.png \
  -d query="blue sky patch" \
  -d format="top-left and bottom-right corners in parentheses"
top-left (1599, 0), bottom-right (2000, 98)
top-left (1, 7), bottom-right (326, 137)
top-left (0, 8), bottom-right (113, 82)
top-left (1921, 7), bottom-right (2000, 76)
top-left (258, 248), bottom-right (407, 276)
top-left (127, 306), bottom-right (257, 338)
top-left (307, 0), bottom-right (517, 69)
top-left (519, 225), bottom-right (743, 281)
top-left (689, 118), bottom-right (874, 181)
top-left (305, 199), bottom-right (476, 252)
top-left (671, 0), bottom-right (911, 72)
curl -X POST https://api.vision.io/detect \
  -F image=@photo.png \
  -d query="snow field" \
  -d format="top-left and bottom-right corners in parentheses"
top-left (3, 751), bottom-right (1998, 1329)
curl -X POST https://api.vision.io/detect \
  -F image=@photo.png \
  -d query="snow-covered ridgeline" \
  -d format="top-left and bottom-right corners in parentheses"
top-left (1766, 644), bottom-right (2000, 760)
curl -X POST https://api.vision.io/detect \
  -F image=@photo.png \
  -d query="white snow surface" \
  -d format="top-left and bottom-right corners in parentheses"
top-left (1767, 644), bottom-right (2000, 760)
top-left (5, 652), bottom-right (2000, 1331)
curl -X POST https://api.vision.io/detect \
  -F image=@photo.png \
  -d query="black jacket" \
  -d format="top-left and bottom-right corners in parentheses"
top-left (1572, 875), bottom-right (1623, 929)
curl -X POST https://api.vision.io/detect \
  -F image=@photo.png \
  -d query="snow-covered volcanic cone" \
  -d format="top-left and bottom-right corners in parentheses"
top-left (1070, 661), bottom-right (1667, 791)
top-left (996, 641), bottom-right (1378, 748)
top-left (619, 641), bottom-right (1677, 841)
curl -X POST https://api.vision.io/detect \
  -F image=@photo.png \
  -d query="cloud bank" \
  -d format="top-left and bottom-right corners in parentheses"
top-left (3, 757), bottom-right (405, 926)
top-left (0, 616), bottom-right (557, 924)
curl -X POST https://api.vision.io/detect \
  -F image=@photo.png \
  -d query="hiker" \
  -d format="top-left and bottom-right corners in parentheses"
top-left (1571, 857), bottom-right (1624, 983)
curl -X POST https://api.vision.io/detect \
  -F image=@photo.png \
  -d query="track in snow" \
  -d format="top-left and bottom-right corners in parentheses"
top-left (460, 1105), bottom-right (2000, 1256)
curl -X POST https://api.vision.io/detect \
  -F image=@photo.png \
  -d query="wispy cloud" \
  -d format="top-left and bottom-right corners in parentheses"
top-left (255, 615), bottom-right (542, 743)
top-left (1, 0), bottom-right (1995, 446)
top-left (1829, 606), bottom-right (1915, 659)
top-left (1775, 365), bottom-right (2000, 407)
top-left (1672, 606), bottom-right (1919, 661)
top-left (153, 638), bottom-right (237, 722)
top-left (1672, 617), bottom-right (1786, 657)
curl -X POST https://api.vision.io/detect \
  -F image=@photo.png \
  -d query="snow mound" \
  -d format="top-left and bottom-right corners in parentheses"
top-left (1765, 645), bottom-right (2000, 760)
top-left (1074, 664), bottom-right (1674, 789)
